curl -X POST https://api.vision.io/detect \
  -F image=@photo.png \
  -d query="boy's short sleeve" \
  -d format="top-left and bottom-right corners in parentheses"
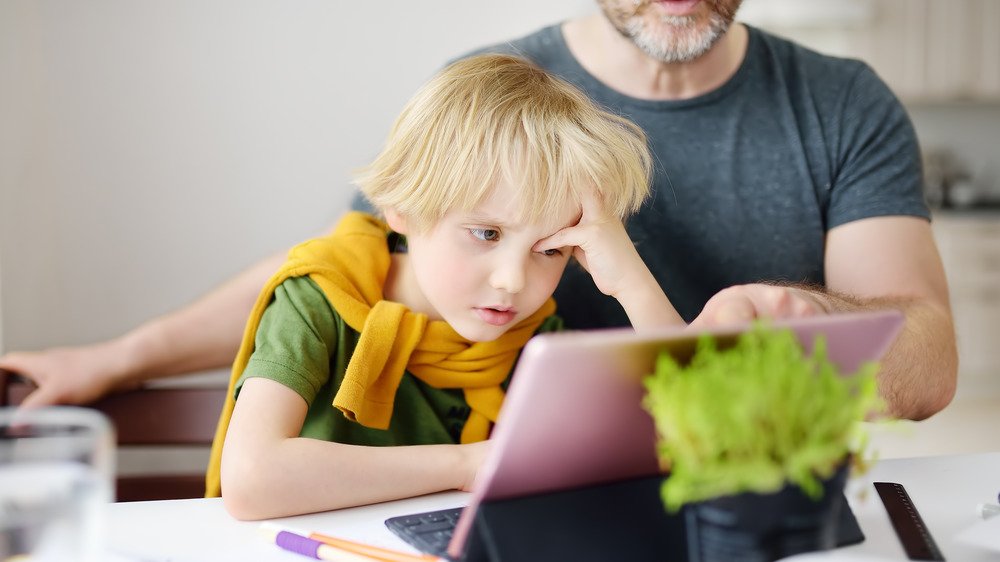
top-left (536, 314), bottom-right (563, 334)
top-left (234, 276), bottom-right (338, 406)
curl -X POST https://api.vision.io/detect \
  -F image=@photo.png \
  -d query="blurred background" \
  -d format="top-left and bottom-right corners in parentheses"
top-left (1, 0), bottom-right (997, 483)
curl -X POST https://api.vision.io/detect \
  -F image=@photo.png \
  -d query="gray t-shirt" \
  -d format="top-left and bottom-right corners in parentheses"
top-left (355, 24), bottom-right (929, 327)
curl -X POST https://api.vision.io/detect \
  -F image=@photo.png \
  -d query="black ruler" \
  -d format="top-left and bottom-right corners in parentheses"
top-left (874, 481), bottom-right (945, 561)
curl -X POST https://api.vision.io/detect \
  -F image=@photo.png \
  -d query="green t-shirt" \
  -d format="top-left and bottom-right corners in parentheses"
top-left (235, 276), bottom-right (562, 445)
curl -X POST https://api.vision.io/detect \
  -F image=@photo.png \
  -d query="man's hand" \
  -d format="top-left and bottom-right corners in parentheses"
top-left (689, 283), bottom-right (830, 328)
top-left (692, 273), bottom-right (957, 421)
top-left (0, 342), bottom-right (138, 408)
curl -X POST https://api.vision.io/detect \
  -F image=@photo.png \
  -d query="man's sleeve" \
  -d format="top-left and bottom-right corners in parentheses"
top-left (826, 63), bottom-right (930, 229)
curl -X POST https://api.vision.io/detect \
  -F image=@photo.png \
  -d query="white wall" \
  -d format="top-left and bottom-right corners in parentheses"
top-left (0, 0), bottom-right (593, 354)
top-left (906, 103), bottom-right (1000, 201)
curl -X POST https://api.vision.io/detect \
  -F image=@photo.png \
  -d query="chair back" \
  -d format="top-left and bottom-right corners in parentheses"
top-left (0, 368), bottom-right (226, 502)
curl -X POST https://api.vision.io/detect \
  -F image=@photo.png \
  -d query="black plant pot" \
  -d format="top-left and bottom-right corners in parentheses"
top-left (684, 465), bottom-right (850, 562)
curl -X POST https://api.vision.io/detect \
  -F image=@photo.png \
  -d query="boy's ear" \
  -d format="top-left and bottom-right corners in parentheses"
top-left (383, 209), bottom-right (408, 234)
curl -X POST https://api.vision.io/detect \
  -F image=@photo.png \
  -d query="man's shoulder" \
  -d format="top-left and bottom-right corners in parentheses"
top-left (750, 25), bottom-right (869, 78)
top-left (747, 25), bottom-right (893, 107)
top-left (450, 23), bottom-right (569, 69)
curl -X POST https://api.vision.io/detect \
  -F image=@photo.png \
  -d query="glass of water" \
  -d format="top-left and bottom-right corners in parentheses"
top-left (0, 406), bottom-right (115, 561)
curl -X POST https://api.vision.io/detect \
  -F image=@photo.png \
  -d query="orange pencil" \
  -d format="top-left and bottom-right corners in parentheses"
top-left (259, 523), bottom-right (440, 562)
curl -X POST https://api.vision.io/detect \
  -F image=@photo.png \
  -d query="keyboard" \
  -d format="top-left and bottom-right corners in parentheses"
top-left (384, 506), bottom-right (464, 558)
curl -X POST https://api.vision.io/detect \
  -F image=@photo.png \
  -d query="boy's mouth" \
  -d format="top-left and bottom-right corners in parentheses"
top-left (474, 306), bottom-right (517, 326)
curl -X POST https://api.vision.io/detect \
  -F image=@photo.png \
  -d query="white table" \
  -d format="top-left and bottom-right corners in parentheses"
top-left (106, 452), bottom-right (1000, 561)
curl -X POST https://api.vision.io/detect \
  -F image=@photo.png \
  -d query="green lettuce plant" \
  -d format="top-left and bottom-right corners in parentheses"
top-left (642, 323), bottom-right (881, 512)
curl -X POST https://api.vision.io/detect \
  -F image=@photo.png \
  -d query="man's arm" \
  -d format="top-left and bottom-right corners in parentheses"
top-left (823, 215), bottom-right (956, 420)
top-left (0, 252), bottom-right (287, 408)
top-left (692, 216), bottom-right (957, 421)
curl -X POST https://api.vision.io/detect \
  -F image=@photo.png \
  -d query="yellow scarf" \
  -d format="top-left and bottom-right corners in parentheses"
top-left (205, 211), bottom-right (555, 497)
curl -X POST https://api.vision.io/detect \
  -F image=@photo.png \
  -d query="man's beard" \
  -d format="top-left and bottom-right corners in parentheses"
top-left (602, 0), bottom-right (741, 63)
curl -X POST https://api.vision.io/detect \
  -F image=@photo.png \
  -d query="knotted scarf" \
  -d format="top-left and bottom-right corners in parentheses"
top-left (205, 211), bottom-right (555, 496)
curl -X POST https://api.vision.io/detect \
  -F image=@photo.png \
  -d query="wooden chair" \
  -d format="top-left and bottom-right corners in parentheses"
top-left (0, 368), bottom-right (226, 502)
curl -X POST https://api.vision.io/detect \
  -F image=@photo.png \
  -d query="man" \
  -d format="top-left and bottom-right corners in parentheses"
top-left (0, 0), bottom-right (956, 420)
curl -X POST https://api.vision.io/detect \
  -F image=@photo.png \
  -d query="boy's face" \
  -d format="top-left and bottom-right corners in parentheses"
top-left (392, 183), bottom-right (579, 342)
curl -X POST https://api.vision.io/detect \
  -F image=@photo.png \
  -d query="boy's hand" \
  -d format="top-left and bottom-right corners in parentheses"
top-left (535, 192), bottom-right (683, 328)
top-left (534, 192), bottom-right (647, 300)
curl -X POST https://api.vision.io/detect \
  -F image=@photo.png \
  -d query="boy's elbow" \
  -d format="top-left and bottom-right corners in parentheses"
top-left (222, 484), bottom-right (268, 521)
top-left (220, 453), bottom-right (276, 520)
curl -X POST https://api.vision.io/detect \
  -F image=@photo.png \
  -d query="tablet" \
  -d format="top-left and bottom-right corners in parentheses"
top-left (385, 310), bottom-right (905, 559)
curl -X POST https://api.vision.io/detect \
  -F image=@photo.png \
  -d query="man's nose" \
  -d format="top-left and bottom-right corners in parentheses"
top-left (489, 257), bottom-right (526, 294)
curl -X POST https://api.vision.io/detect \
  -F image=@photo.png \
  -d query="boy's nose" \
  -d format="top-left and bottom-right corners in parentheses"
top-left (489, 259), bottom-right (526, 294)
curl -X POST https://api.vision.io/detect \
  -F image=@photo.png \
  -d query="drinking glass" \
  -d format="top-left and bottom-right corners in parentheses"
top-left (0, 406), bottom-right (115, 561)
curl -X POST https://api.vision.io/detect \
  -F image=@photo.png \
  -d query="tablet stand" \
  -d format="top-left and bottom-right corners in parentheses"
top-left (458, 475), bottom-right (864, 562)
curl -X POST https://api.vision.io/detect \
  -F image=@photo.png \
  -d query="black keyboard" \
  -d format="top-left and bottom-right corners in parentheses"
top-left (385, 506), bottom-right (464, 558)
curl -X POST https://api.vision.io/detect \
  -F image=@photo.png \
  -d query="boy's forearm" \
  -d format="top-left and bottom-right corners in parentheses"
top-left (615, 268), bottom-right (684, 330)
top-left (222, 438), bottom-right (471, 520)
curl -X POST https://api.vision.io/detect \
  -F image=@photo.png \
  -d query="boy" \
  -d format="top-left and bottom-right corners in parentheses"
top-left (210, 54), bottom-right (683, 520)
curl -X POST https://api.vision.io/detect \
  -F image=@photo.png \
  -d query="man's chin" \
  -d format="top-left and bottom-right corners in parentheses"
top-left (629, 14), bottom-right (727, 63)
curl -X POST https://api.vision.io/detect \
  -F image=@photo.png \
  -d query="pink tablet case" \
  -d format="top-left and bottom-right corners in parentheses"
top-left (447, 310), bottom-right (905, 558)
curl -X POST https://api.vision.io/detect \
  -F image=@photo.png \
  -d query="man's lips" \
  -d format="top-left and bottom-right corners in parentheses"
top-left (475, 307), bottom-right (518, 326)
top-left (654, 0), bottom-right (702, 16)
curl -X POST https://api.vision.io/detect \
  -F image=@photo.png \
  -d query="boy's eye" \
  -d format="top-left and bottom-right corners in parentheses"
top-left (541, 248), bottom-right (562, 257)
top-left (470, 228), bottom-right (500, 242)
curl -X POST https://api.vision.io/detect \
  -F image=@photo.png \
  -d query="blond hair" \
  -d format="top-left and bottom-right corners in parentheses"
top-left (354, 54), bottom-right (652, 231)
